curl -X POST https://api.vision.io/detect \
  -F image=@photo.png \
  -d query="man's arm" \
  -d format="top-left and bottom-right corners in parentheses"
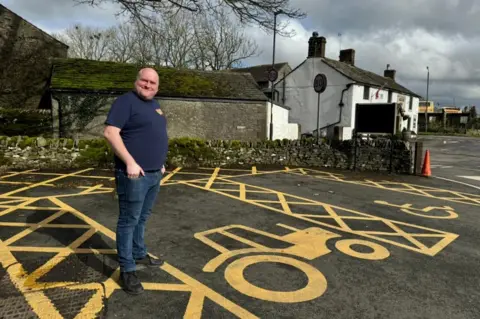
top-left (104, 126), bottom-right (144, 177)
top-left (103, 96), bottom-right (144, 177)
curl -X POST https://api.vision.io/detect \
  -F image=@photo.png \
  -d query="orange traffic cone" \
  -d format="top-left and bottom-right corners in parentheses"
top-left (421, 150), bottom-right (431, 177)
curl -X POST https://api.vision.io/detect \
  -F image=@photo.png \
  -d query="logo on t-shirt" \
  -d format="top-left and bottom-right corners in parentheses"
top-left (155, 108), bottom-right (163, 115)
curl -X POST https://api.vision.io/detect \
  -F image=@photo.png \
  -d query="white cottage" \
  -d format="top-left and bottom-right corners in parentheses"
top-left (274, 32), bottom-right (422, 140)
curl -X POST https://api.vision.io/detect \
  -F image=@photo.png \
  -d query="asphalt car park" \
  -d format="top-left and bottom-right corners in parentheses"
top-left (0, 166), bottom-right (479, 318)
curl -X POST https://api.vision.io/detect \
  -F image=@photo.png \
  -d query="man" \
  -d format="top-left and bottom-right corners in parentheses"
top-left (103, 67), bottom-right (168, 295)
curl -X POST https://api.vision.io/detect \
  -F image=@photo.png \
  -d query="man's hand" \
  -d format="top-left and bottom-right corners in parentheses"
top-left (161, 165), bottom-right (166, 175)
top-left (127, 162), bottom-right (144, 178)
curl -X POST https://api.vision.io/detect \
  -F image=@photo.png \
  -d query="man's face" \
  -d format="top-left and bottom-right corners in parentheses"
top-left (134, 69), bottom-right (159, 100)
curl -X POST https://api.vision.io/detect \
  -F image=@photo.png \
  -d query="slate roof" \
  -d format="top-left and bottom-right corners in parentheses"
top-left (49, 58), bottom-right (267, 101)
top-left (231, 62), bottom-right (290, 83)
top-left (322, 58), bottom-right (421, 97)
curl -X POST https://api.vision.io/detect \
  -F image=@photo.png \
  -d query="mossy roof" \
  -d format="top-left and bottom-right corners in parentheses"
top-left (49, 58), bottom-right (267, 101)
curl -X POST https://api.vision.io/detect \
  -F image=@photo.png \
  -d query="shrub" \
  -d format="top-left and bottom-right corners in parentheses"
top-left (0, 108), bottom-right (52, 137)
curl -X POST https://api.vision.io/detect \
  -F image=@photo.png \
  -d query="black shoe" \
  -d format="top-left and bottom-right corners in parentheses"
top-left (135, 255), bottom-right (164, 267)
top-left (120, 271), bottom-right (144, 295)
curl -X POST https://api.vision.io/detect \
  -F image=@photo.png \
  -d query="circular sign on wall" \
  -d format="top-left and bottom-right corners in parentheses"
top-left (313, 73), bottom-right (327, 93)
top-left (268, 68), bottom-right (278, 82)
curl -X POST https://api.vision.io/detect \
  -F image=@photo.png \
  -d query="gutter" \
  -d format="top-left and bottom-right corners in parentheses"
top-left (317, 83), bottom-right (354, 132)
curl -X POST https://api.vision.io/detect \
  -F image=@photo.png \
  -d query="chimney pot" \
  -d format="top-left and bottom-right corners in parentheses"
top-left (308, 32), bottom-right (326, 58)
top-left (339, 49), bottom-right (355, 65)
top-left (384, 69), bottom-right (396, 80)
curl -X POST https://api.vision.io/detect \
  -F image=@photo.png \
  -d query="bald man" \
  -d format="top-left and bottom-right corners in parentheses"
top-left (104, 68), bottom-right (168, 295)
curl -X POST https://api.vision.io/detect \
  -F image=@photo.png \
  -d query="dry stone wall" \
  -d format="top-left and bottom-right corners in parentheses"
top-left (0, 136), bottom-right (414, 174)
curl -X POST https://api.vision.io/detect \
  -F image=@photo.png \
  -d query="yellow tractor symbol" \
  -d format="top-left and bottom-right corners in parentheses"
top-left (194, 223), bottom-right (389, 303)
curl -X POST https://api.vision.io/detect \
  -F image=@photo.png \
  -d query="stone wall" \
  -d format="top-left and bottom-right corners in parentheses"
top-left (0, 136), bottom-right (414, 174)
top-left (52, 93), bottom-right (267, 141)
top-left (0, 5), bottom-right (68, 109)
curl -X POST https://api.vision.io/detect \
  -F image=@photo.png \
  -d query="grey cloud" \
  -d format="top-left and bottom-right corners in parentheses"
top-left (0, 0), bottom-right (123, 31)
top-left (296, 0), bottom-right (480, 37)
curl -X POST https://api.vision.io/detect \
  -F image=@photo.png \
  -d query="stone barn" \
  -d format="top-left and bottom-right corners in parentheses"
top-left (44, 58), bottom-right (271, 141)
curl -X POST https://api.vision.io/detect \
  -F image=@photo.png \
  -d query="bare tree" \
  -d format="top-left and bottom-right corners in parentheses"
top-left (52, 24), bottom-right (116, 60)
top-left (72, 0), bottom-right (305, 35)
top-left (107, 23), bottom-right (138, 63)
top-left (192, 8), bottom-right (259, 70)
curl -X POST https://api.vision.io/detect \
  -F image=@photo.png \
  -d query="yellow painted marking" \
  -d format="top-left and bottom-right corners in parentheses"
top-left (277, 193), bottom-right (292, 214)
top-left (185, 178), bottom-right (458, 256)
top-left (0, 205), bottom-right (65, 211)
top-left (0, 241), bottom-right (64, 318)
top-left (161, 263), bottom-right (259, 319)
top-left (0, 168), bottom-right (93, 197)
top-left (276, 223), bottom-right (301, 232)
top-left (184, 291), bottom-right (205, 318)
top-left (161, 167), bottom-right (182, 185)
top-left (252, 166), bottom-right (257, 174)
top-left (0, 198), bottom-right (38, 217)
top-left (77, 184), bottom-right (105, 194)
top-left (141, 283), bottom-right (191, 291)
top-left (299, 168), bottom-right (307, 175)
top-left (224, 255), bottom-right (327, 303)
top-left (239, 184), bottom-right (246, 200)
top-left (289, 169), bottom-right (480, 206)
top-left (0, 198), bottom-right (27, 205)
top-left (49, 197), bottom-right (116, 239)
top-left (0, 180), bottom-right (33, 185)
top-left (335, 239), bottom-right (390, 260)
top-left (75, 248), bottom-right (117, 254)
top-left (218, 230), bottom-right (269, 249)
top-left (375, 200), bottom-right (459, 219)
top-left (324, 205), bottom-right (352, 231)
top-left (196, 224), bottom-right (342, 272)
top-left (205, 167), bottom-right (220, 189)
top-left (3, 210), bottom-right (66, 246)
top-left (0, 169), bottom-right (36, 179)
top-left (7, 246), bottom-right (66, 253)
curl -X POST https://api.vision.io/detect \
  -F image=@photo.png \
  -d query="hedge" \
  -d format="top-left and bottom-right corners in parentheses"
top-left (0, 108), bottom-right (52, 137)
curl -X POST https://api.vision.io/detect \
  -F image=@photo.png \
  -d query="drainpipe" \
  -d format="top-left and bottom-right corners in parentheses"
top-left (318, 83), bottom-right (353, 132)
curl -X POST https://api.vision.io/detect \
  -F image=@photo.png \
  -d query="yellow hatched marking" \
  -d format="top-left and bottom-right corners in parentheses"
top-left (277, 193), bottom-right (292, 214)
top-left (0, 168), bottom-right (93, 197)
top-left (161, 167), bottom-right (182, 185)
top-left (239, 184), bottom-right (246, 200)
top-left (205, 167), bottom-right (220, 189)
top-left (185, 178), bottom-right (458, 256)
top-left (288, 168), bottom-right (480, 207)
top-left (252, 166), bottom-right (257, 174)
top-left (0, 169), bottom-right (37, 179)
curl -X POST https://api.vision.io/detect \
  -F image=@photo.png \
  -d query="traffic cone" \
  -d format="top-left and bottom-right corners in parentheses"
top-left (421, 150), bottom-right (431, 177)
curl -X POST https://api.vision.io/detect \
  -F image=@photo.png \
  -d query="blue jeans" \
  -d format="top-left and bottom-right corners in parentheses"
top-left (114, 169), bottom-right (162, 272)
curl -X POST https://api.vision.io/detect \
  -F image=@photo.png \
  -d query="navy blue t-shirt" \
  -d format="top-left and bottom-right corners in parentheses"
top-left (105, 91), bottom-right (168, 171)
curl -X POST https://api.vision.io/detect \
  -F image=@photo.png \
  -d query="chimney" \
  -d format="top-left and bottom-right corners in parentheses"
top-left (384, 69), bottom-right (396, 80)
top-left (308, 32), bottom-right (326, 58)
top-left (339, 49), bottom-right (355, 65)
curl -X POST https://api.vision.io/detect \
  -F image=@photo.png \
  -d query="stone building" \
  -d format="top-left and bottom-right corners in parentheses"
top-left (231, 62), bottom-right (292, 102)
top-left (45, 58), bottom-right (278, 141)
top-left (273, 33), bottom-right (422, 140)
top-left (0, 4), bottom-right (68, 109)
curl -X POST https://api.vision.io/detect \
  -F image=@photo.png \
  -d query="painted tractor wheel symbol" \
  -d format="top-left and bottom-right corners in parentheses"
top-left (195, 225), bottom-right (390, 304)
top-left (225, 254), bottom-right (327, 303)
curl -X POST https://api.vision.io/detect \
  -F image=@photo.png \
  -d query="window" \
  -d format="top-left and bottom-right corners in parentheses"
top-left (363, 86), bottom-right (370, 100)
top-left (388, 91), bottom-right (392, 103)
top-left (409, 96), bottom-right (413, 110)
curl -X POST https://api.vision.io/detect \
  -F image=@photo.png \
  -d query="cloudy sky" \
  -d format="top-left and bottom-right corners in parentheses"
top-left (2, 0), bottom-right (479, 108)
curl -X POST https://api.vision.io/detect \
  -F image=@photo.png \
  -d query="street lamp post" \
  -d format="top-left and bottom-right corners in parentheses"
top-left (269, 10), bottom-right (283, 140)
top-left (425, 66), bottom-right (429, 132)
